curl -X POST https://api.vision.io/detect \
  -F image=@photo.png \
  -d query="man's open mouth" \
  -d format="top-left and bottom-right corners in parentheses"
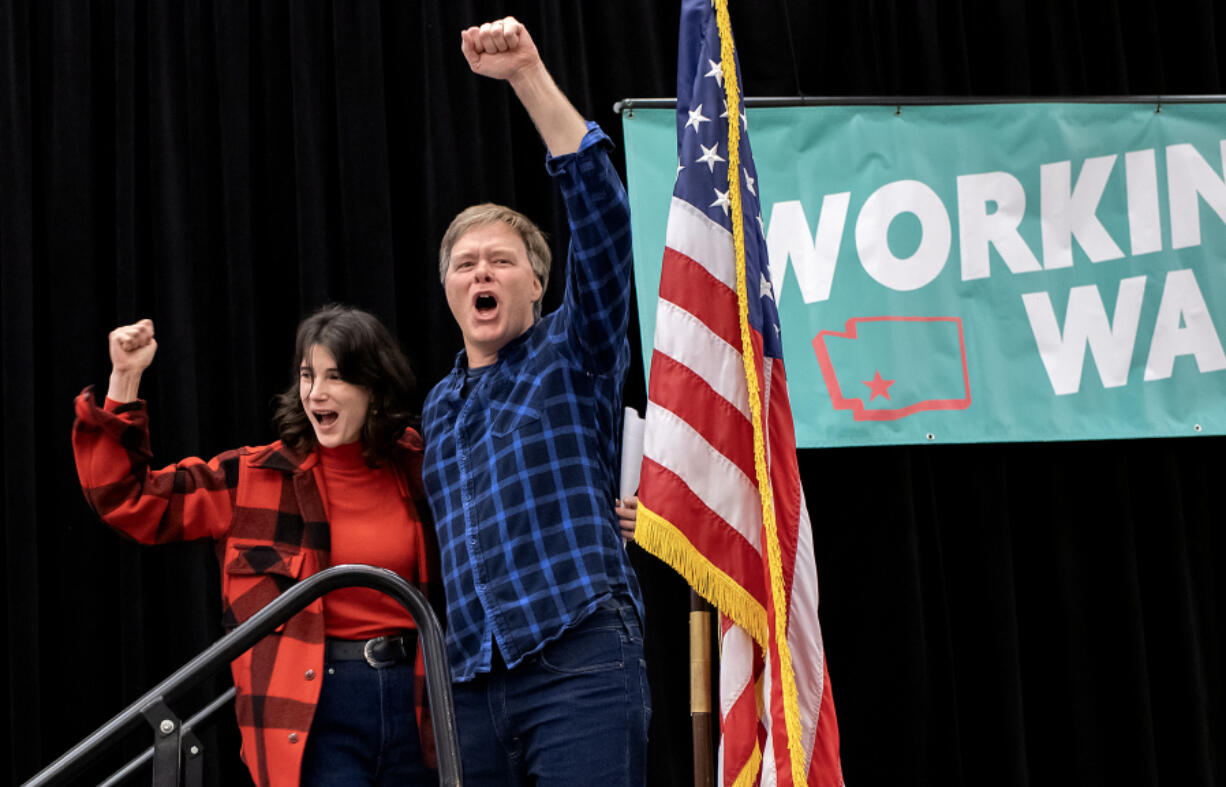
top-left (475, 294), bottom-right (497, 314)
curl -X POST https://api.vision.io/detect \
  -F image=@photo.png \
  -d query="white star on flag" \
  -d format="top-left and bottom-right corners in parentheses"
top-left (696, 142), bottom-right (725, 172)
top-left (718, 99), bottom-right (748, 130)
top-left (638, 2), bottom-right (844, 786)
top-left (685, 104), bottom-right (710, 132)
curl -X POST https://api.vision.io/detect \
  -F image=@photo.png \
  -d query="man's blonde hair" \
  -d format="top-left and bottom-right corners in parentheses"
top-left (438, 203), bottom-right (551, 319)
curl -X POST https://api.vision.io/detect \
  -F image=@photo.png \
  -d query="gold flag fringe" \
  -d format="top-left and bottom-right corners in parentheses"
top-left (714, 0), bottom-right (810, 782)
top-left (636, 503), bottom-right (767, 648)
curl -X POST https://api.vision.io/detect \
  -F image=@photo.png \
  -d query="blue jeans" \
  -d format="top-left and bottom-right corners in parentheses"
top-left (452, 599), bottom-right (651, 786)
top-left (300, 657), bottom-right (434, 786)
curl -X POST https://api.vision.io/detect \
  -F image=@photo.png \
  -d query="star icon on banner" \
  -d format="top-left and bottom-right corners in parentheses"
top-left (685, 104), bottom-right (710, 132)
top-left (705, 59), bottom-right (723, 86)
top-left (862, 370), bottom-right (896, 401)
top-left (696, 142), bottom-right (725, 172)
top-left (760, 271), bottom-right (774, 302)
top-left (710, 188), bottom-right (731, 215)
top-left (744, 170), bottom-right (756, 195)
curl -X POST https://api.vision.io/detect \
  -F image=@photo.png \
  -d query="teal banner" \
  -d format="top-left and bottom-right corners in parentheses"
top-left (623, 102), bottom-right (1226, 447)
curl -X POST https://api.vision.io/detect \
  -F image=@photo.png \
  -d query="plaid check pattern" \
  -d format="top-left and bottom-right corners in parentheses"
top-left (422, 124), bottom-right (643, 681)
top-left (72, 388), bottom-right (439, 787)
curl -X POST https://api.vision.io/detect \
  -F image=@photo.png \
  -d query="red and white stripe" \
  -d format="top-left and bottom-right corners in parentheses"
top-left (640, 198), bottom-right (842, 786)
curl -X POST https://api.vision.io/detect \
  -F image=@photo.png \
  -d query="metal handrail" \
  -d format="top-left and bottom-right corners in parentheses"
top-left (23, 565), bottom-right (461, 786)
top-left (98, 688), bottom-right (236, 787)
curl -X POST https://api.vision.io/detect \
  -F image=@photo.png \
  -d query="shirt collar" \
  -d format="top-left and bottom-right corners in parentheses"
top-left (250, 429), bottom-right (422, 474)
top-left (448, 320), bottom-right (540, 386)
top-left (249, 442), bottom-right (317, 474)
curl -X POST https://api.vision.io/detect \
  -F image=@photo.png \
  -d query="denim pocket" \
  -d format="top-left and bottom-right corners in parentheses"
top-left (538, 610), bottom-right (625, 674)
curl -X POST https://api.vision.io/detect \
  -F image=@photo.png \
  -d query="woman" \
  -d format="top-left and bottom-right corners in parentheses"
top-left (72, 305), bottom-right (438, 786)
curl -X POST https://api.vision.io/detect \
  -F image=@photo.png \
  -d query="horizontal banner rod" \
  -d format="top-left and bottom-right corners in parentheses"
top-left (614, 94), bottom-right (1226, 113)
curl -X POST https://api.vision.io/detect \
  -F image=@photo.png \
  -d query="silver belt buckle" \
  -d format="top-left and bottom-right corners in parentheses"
top-left (364, 635), bottom-right (397, 669)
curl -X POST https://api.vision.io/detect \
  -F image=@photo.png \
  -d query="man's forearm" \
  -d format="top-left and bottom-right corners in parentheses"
top-left (549, 129), bottom-right (633, 374)
top-left (508, 60), bottom-right (587, 157)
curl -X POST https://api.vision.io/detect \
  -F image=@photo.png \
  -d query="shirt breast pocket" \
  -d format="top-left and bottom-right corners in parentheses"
top-left (490, 404), bottom-right (541, 438)
top-left (487, 372), bottom-right (544, 438)
top-left (220, 540), bottom-right (305, 631)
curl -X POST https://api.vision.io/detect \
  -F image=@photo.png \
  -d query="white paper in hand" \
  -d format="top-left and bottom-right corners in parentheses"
top-left (620, 406), bottom-right (646, 500)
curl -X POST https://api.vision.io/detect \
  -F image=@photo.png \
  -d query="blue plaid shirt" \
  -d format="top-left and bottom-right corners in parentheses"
top-left (422, 124), bottom-right (643, 681)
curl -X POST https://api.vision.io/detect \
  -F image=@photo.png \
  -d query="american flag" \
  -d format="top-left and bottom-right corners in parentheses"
top-left (634, 1), bottom-right (844, 785)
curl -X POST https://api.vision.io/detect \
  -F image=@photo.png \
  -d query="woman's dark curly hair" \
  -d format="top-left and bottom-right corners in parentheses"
top-left (274, 304), bottom-right (417, 466)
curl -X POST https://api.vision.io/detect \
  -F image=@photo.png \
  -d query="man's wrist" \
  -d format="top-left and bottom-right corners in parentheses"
top-left (506, 59), bottom-right (552, 97)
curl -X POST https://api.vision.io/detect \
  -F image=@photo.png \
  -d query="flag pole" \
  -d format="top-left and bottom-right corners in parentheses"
top-left (690, 590), bottom-right (715, 787)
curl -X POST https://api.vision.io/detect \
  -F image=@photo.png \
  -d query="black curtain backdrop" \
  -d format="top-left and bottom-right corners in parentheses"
top-left (3, 1), bottom-right (1224, 785)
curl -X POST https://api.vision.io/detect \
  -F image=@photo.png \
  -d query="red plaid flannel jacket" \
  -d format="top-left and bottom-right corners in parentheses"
top-left (72, 388), bottom-right (440, 787)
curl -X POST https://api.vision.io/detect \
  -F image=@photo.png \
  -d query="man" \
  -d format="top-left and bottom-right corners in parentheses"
top-left (420, 16), bottom-right (647, 786)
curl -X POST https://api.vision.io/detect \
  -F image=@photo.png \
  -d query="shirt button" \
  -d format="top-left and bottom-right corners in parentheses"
top-left (304, 669), bottom-right (315, 680)
top-left (288, 732), bottom-right (299, 744)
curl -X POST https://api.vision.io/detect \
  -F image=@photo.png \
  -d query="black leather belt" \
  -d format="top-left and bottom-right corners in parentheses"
top-left (325, 632), bottom-right (415, 668)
